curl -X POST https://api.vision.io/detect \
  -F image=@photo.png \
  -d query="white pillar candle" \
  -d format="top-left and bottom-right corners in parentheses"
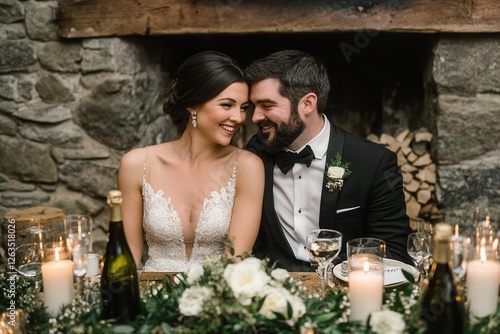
top-left (466, 247), bottom-right (500, 318)
top-left (348, 262), bottom-right (384, 322)
top-left (85, 253), bottom-right (100, 276)
top-left (41, 248), bottom-right (74, 316)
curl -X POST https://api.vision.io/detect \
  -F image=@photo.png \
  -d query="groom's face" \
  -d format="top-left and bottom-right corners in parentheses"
top-left (250, 79), bottom-right (305, 153)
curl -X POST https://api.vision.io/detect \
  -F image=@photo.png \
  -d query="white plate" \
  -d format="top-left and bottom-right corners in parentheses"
top-left (333, 258), bottom-right (419, 287)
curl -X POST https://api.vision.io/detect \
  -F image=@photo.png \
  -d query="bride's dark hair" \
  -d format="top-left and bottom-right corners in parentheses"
top-left (163, 51), bottom-right (246, 134)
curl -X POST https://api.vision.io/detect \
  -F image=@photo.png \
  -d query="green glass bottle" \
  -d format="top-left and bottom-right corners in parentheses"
top-left (100, 190), bottom-right (141, 323)
top-left (419, 223), bottom-right (464, 334)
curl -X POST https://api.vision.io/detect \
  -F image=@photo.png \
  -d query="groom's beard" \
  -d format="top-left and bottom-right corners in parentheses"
top-left (258, 105), bottom-right (305, 154)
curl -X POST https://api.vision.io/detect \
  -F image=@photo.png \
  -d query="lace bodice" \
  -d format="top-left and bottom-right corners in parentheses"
top-left (141, 165), bottom-right (236, 272)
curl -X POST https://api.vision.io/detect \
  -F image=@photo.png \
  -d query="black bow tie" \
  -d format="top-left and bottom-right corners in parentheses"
top-left (275, 145), bottom-right (315, 174)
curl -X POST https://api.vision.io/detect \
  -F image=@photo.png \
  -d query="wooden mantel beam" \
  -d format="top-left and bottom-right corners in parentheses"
top-left (57, 0), bottom-right (500, 38)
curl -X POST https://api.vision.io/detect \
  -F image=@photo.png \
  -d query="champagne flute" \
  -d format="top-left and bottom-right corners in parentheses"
top-left (407, 232), bottom-right (432, 279)
top-left (65, 215), bottom-right (93, 299)
top-left (307, 229), bottom-right (342, 297)
top-left (65, 215), bottom-right (93, 252)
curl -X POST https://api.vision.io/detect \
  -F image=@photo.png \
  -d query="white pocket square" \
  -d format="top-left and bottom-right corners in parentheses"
top-left (336, 206), bottom-right (361, 214)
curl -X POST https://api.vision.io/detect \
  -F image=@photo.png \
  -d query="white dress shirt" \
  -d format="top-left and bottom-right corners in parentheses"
top-left (273, 115), bottom-right (331, 262)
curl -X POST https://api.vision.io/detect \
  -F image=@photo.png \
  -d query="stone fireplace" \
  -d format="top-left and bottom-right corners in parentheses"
top-left (1, 1), bottom-right (499, 252)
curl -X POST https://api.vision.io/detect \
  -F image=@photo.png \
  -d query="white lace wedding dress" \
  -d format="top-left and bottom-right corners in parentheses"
top-left (141, 165), bottom-right (237, 272)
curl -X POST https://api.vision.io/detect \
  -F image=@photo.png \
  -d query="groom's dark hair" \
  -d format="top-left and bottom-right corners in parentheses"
top-left (245, 50), bottom-right (330, 113)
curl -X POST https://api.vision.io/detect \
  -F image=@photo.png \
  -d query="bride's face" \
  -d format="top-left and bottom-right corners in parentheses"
top-left (195, 82), bottom-right (249, 146)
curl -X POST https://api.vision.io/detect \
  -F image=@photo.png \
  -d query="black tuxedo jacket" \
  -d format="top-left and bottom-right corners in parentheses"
top-left (246, 123), bottom-right (413, 272)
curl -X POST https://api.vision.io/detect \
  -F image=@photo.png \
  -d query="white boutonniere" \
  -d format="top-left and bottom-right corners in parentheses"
top-left (325, 153), bottom-right (351, 192)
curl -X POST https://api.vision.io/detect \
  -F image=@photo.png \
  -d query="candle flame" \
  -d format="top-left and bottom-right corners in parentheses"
top-left (363, 261), bottom-right (369, 272)
top-left (455, 224), bottom-right (459, 237)
top-left (55, 247), bottom-right (60, 262)
top-left (78, 220), bottom-right (82, 238)
top-left (485, 215), bottom-right (490, 226)
top-left (493, 238), bottom-right (498, 251)
top-left (480, 246), bottom-right (486, 262)
top-left (481, 237), bottom-right (486, 246)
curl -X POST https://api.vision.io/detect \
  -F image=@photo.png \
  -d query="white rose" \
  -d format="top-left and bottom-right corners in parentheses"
top-left (258, 286), bottom-right (306, 326)
top-left (186, 263), bottom-right (205, 284)
top-left (270, 268), bottom-right (290, 283)
top-left (178, 286), bottom-right (212, 316)
top-left (287, 293), bottom-right (306, 325)
top-left (369, 310), bottom-right (405, 334)
top-left (327, 166), bottom-right (345, 179)
top-left (258, 286), bottom-right (288, 320)
top-left (223, 257), bottom-right (270, 306)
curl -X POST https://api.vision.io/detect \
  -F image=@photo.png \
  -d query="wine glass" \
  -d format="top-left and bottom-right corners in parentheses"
top-left (65, 215), bottom-right (93, 299)
top-left (14, 243), bottom-right (42, 291)
top-left (407, 232), bottom-right (432, 280)
top-left (65, 215), bottom-right (93, 252)
top-left (306, 229), bottom-right (342, 297)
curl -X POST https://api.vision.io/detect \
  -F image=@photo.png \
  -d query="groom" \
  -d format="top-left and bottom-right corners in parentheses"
top-left (245, 50), bottom-right (413, 272)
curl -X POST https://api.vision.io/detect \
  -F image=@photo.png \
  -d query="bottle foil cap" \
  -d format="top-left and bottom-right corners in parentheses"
top-left (107, 190), bottom-right (123, 207)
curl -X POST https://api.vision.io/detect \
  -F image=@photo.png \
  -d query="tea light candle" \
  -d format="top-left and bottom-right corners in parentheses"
top-left (466, 246), bottom-right (500, 318)
top-left (41, 247), bottom-right (74, 316)
top-left (348, 261), bottom-right (384, 322)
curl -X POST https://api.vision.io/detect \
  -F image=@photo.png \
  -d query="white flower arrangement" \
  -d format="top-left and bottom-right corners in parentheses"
top-left (326, 153), bottom-right (352, 192)
top-left (2, 252), bottom-right (498, 333)
top-left (179, 285), bottom-right (213, 316)
top-left (182, 256), bottom-right (306, 327)
top-left (369, 310), bottom-right (406, 334)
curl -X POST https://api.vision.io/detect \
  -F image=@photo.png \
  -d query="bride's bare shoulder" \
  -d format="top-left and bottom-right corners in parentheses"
top-left (120, 147), bottom-right (146, 167)
top-left (236, 149), bottom-right (263, 166)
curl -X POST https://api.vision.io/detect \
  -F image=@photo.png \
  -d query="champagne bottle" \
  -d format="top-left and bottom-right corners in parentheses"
top-left (419, 223), bottom-right (464, 334)
top-left (100, 190), bottom-right (141, 323)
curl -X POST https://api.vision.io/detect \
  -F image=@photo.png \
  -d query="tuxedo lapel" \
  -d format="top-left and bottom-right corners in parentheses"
top-left (318, 124), bottom-right (345, 229)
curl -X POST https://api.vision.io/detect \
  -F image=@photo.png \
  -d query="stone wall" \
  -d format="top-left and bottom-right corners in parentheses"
top-left (1, 1), bottom-right (499, 252)
top-left (0, 0), bottom-right (172, 251)
top-left (429, 35), bottom-right (500, 227)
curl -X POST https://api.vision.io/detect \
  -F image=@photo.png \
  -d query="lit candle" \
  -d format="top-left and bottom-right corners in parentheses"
top-left (41, 247), bottom-right (74, 316)
top-left (466, 246), bottom-right (500, 318)
top-left (348, 261), bottom-right (384, 322)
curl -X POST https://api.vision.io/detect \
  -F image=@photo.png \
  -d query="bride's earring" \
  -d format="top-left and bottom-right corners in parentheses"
top-left (190, 111), bottom-right (197, 128)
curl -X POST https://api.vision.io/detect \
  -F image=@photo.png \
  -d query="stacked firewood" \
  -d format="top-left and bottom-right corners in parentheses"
top-left (367, 129), bottom-right (442, 227)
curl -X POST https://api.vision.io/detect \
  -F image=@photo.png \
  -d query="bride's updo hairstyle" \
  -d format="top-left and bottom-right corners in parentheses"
top-left (163, 51), bottom-right (246, 134)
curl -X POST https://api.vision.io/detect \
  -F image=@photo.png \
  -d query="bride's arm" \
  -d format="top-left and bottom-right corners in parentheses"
top-left (118, 148), bottom-right (146, 267)
top-left (227, 150), bottom-right (265, 257)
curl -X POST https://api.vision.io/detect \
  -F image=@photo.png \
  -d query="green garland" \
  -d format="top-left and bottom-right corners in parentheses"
top-left (1, 259), bottom-right (499, 334)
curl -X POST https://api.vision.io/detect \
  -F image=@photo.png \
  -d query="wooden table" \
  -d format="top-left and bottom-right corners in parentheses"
top-left (139, 271), bottom-right (346, 294)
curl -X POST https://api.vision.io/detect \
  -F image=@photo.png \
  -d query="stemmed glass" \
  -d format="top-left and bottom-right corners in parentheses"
top-left (307, 229), bottom-right (342, 297)
top-left (65, 215), bottom-right (93, 299)
top-left (14, 243), bottom-right (42, 291)
top-left (407, 232), bottom-right (432, 280)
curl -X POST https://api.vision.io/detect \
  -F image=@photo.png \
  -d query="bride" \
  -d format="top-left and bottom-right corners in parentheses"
top-left (118, 51), bottom-right (265, 272)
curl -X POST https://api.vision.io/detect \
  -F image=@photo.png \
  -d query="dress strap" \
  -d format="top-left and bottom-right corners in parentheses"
top-left (142, 146), bottom-right (149, 183)
top-left (231, 149), bottom-right (242, 178)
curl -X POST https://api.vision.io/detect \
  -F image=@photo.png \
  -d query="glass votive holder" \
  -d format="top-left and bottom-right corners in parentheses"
top-left (476, 224), bottom-right (495, 250)
top-left (449, 234), bottom-right (471, 282)
top-left (40, 244), bottom-right (74, 316)
top-left (347, 238), bottom-right (385, 323)
top-left (466, 244), bottom-right (500, 318)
